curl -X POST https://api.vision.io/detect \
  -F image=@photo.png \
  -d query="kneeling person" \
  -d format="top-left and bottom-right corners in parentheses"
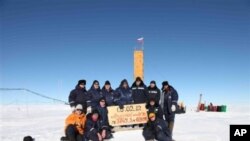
top-left (96, 97), bottom-right (113, 135)
top-left (65, 104), bottom-right (86, 141)
top-left (85, 110), bottom-right (112, 141)
top-left (143, 113), bottom-right (171, 141)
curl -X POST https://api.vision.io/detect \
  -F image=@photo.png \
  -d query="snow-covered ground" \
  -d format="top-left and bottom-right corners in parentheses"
top-left (0, 104), bottom-right (249, 141)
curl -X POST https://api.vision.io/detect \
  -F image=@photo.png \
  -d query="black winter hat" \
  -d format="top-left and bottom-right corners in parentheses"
top-left (78, 80), bottom-right (86, 85)
top-left (135, 77), bottom-right (142, 82)
top-left (150, 80), bottom-right (156, 84)
top-left (99, 97), bottom-right (106, 102)
top-left (93, 80), bottom-right (99, 85)
top-left (162, 81), bottom-right (169, 86)
top-left (149, 97), bottom-right (156, 102)
top-left (23, 136), bottom-right (34, 141)
top-left (92, 109), bottom-right (100, 115)
top-left (120, 79), bottom-right (128, 86)
top-left (104, 80), bottom-right (111, 85)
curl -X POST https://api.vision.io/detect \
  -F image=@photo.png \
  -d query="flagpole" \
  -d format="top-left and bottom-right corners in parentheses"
top-left (142, 39), bottom-right (144, 50)
top-left (137, 37), bottom-right (144, 50)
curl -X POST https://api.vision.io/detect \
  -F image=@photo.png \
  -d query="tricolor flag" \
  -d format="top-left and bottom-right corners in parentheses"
top-left (137, 37), bottom-right (144, 44)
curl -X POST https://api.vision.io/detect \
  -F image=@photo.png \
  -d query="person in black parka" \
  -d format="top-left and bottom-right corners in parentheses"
top-left (131, 77), bottom-right (147, 104)
top-left (143, 113), bottom-right (171, 141)
top-left (114, 79), bottom-right (133, 109)
top-left (88, 80), bottom-right (103, 109)
top-left (96, 97), bottom-right (109, 128)
top-left (160, 81), bottom-right (179, 140)
top-left (101, 81), bottom-right (115, 106)
top-left (95, 97), bottom-right (113, 137)
top-left (68, 80), bottom-right (89, 113)
top-left (147, 80), bottom-right (161, 103)
top-left (85, 109), bottom-right (112, 141)
top-left (146, 98), bottom-right (164, 120)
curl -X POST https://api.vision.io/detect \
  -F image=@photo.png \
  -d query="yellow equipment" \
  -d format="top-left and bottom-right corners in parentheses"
top-left (134, 49), bottom-right (144, 80)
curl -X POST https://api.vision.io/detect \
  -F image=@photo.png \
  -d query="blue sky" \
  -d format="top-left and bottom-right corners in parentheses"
top-left (1, 0), bottom-right (249, 105)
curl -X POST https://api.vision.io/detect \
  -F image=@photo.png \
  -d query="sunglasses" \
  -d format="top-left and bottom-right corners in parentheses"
top-left (76, 109), bottom-right (83, 111)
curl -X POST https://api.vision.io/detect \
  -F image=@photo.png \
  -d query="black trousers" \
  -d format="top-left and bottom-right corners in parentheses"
top-left (87, 129), bottom-right (112, 141)
top-left (165, 114), bottom-right (175, 138)
top-left (156, 131), bottom-right (171, 141)
top-left (142, 128), bottom-right (155, 140)
top-left (65, 125), bottom-right (83, 141)
top-left (143, 128), bottom-right (171, 141)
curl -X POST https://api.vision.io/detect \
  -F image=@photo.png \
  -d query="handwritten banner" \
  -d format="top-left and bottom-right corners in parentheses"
top-left (107, 103), bottom-right (148, 126)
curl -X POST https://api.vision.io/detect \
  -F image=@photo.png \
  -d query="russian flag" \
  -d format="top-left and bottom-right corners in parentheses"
top-left (137, 37), bottom-right (144, 44)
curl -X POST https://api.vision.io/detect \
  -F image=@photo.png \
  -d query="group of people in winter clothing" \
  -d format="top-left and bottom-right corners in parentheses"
top-left (143, 80), bottom-right (178, 141)
top-left (64, 77), bottom-right (179, 141)
top-left (64, 99), bottom-right (113, 141)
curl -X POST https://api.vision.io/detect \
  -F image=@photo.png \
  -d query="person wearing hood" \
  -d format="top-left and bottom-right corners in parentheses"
top-left (160, 81), bottom-right (179, 140)
top-left (147, 80), bottom-right (161, 103)
top-left (85, 109), bottom-right (112, 141)
top-left (146, 98), bottom-right (164, 119)
top-left (131, 77), bottom-right (147, 104)
top-left (101, 81), bottom-right (115, 106)
top-left (96, 97), bottom-right (113, 138)
top-left (143, 113), bottom-right (171, 141)
top-left (114, 79), bottom-right (133, 109)
top-left (88, 80), bottom-right (103, 108)
top-left (96, 97), bottom-right (109, 128)
top-left (64, 104), bottom-right (87, 141)
top-left (68, 80), bottom-right (89, 113)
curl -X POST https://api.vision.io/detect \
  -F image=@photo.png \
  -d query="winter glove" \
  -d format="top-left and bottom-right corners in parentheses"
top-left (98, 133), bottom-right (103, 141)
top-left (87, 106), bottom-right (92, 114)
top-left (119, 104), bottom-right (124, 109)
top-left (101, 129), bottom-right (106, 138)
top-left (171, 105), bottom-right (176, 112)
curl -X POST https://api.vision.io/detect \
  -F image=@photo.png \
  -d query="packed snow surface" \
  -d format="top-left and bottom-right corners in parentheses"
top-left (0, 104), bottom-right (249, 141)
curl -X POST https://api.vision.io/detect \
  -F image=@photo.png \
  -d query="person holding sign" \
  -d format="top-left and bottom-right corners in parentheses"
top-left (160, 81), bottom-right (179, 140)
top-left (131, 77), bottom-right (147, 127)
top-left (96, 97), bottom-right (113, 138)
top-left (96, 97), bottom-right (109, 127)
top-left (114, 79), bottom-right (133, 109)
top-left (131, 77), bottom-right (147, 104)
top-left (142, 113), bottom-right (171, 141)
top-left (146, 98), bottom-right (164, 119)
